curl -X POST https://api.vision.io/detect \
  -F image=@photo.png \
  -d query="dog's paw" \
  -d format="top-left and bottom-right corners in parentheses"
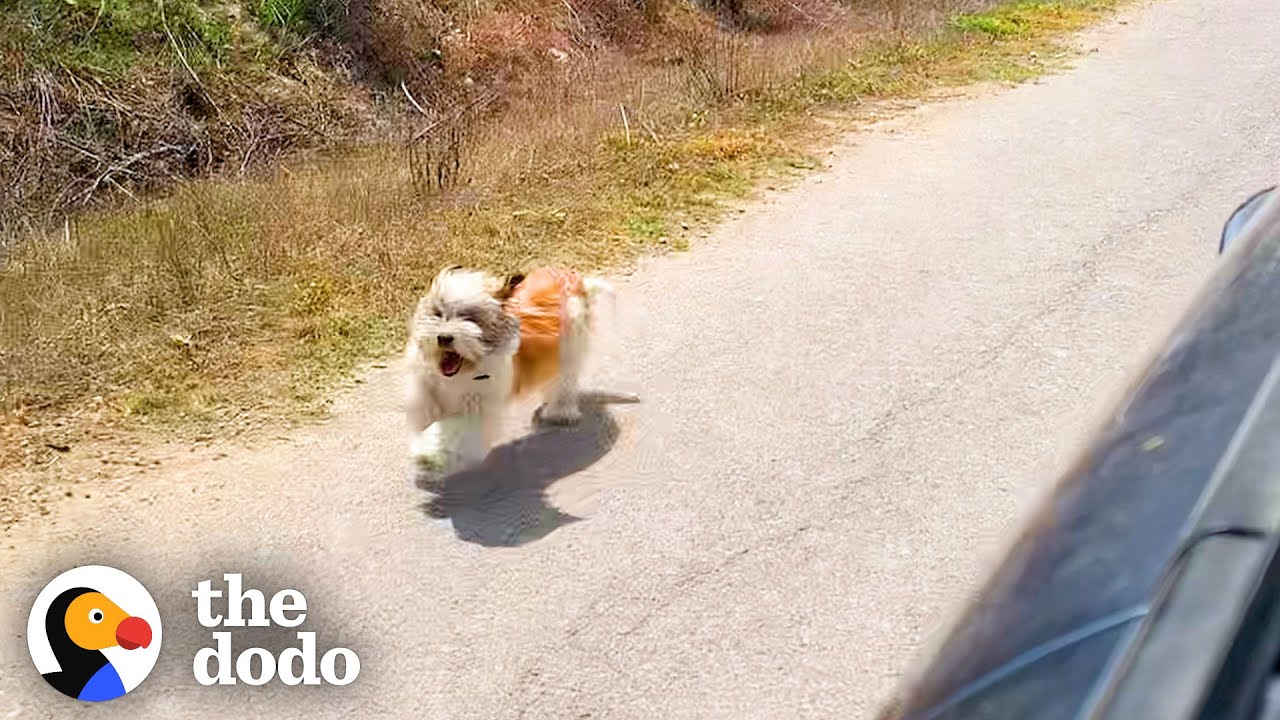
top-left (409, 426), bottom-right (458, 482)
top-left (410, 447), bottom-right (451, 471)
top-left (410, 434), bottom-right (449, 470)
top-left (409, 415), bottom-right (486, 481)
top-left (411, 464), bottom-right (448, 493)
top-left (419, 495), bottom-right (450, 519)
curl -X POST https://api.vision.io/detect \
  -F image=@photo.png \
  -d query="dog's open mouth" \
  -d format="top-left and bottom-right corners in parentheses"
top-left (439, 351), bottom-right (464, 377)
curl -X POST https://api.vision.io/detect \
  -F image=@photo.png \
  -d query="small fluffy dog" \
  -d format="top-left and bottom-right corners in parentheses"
top-left (404, 264), bottom-right (613, 475)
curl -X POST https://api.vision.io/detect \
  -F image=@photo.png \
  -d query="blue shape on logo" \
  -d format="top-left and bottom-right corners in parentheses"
top-left (78, 663), bottom-right (126, 702)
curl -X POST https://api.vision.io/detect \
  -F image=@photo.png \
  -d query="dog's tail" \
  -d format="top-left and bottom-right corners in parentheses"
top-left (580, 276), bottom-right (616, 333)
top-left (555, 274), bottom-right (612, 368)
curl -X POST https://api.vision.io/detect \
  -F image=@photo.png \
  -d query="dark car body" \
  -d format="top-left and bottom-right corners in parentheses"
top-left (879, 187), bottom-right (1280, 720)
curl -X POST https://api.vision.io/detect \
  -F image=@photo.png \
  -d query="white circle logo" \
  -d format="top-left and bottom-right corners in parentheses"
top-left (27, 565), bottom-right (163, 702)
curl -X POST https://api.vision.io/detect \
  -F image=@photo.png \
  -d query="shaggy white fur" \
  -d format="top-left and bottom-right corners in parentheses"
top-left (403, 265), bottom-right (609, 478)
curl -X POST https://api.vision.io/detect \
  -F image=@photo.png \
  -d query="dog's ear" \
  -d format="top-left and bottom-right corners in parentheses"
top-left (408, 296), bottom-right (435, 329)
top-left (435, 264), bottom-right (465, 283)
top-left (493, 273), bottom-right (525, 302)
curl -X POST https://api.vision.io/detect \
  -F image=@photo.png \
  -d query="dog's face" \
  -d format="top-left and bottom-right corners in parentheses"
top-left (408, 266), bottom-right (521, 378)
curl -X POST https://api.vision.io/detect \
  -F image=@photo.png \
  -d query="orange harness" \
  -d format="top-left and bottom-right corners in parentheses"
top-left (502, 267), bottom-right (585, 396)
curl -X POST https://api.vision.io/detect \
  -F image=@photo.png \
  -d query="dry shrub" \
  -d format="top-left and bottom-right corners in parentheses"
top-left (880, 0), bottom-right (984, 32)
top-left (0, 0), bottom-right (852, 243)
top-left (342, 0), bottom-right (453, 85)
top-left (0, 0), bottom-right (976, 244)
top-left (406, 89), bottom-right (501, 191)
top-left (0, 48), bottom-right (373, 242)
top-left (662, 23), bottom-right (753, 104)
top-left (742, 0), bottom-right (848, 31)
top-left (562, 0), bottom-right (654, 48)
top-left (447, 10), bottom-right (572, 91)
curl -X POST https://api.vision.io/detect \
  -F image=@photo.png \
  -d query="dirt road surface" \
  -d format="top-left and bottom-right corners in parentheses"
top-left (4, 0), bottom-right (1280, 716)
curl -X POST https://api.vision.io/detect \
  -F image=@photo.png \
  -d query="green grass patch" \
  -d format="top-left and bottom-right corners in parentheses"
top-left (0, 0), bottom-right (349, 77)
top-left (0, 0), bottom-right (240, 75)
top-left (626, 214), bottom-right (667, 241)
top-left (951, 14), bottom-right (1023, 37)
top-left (250, 0), bottom-right (342, 35)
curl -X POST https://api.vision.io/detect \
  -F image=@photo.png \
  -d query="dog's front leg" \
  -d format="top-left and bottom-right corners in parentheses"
top-left (411, 416), bottom-right (483, 481)
top-left (406, 370), bottom-right (440, 436)
top-left (443, 391), bottom-right (498, 470)
top-left (416, 390), bottom-right (494, 479)
top-left (406, 374), bottom-right (454, 481)
top-left (477, 404), bottom-right (506, 464)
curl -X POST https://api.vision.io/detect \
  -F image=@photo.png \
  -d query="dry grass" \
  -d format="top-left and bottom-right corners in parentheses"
top-left (0, 1), bottom-right (387, 239)
top-left (0, 0), bottom-right (1122, 470)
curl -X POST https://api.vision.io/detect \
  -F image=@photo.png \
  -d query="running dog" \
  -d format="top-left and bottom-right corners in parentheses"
top-left (403, 265), bottom-right (614, 475)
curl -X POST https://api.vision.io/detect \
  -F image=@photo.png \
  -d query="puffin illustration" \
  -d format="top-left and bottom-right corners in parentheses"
top-left (41, 586), bottom-right (153, 702)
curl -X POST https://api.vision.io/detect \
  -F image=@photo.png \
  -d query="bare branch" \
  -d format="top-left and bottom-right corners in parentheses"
top-left (400, 81), bottom-right (430, 117)
top-left (77, 144), bottom-right (187, 206)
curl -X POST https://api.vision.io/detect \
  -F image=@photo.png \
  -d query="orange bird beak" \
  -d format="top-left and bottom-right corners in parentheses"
top-left (115, 616), bottom-right (152, 650)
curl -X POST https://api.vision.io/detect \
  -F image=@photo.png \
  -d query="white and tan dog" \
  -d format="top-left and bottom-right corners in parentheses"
top-left (404, 264), bottom-right (613, 476)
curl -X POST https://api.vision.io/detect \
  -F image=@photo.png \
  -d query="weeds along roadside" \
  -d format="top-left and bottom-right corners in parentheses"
top-left (0, 0), bottom-right (1122, 469)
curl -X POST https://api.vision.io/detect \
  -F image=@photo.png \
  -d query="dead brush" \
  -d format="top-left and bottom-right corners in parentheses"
top-left (884, 0), bottom-right (974, 33)
top-left (0, 60), bottom-right (369, 242)
top-left (408, 114), bottom-right (468, 193)
top-left (405, 89), bottom-right (500, 193)
top-left (559, 0), bottom-right (657, 48)
top-left (343, 0), bottom-right (453, 86)
top-left (150, 215), bottom-right (206, 310)
top-left (671, 28), bottom-right (751, 105)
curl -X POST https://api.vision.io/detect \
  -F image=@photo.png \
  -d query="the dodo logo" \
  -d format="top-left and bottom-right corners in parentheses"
top-left (27, 565), bottom-right (162, 702)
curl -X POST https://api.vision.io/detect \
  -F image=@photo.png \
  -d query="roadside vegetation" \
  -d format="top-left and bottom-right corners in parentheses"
top-left (0, 0), bottom-right (1121, 471)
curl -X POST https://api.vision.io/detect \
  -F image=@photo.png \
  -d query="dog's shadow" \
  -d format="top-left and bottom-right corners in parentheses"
top-left (413, 391), bottom-right (638, 547)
